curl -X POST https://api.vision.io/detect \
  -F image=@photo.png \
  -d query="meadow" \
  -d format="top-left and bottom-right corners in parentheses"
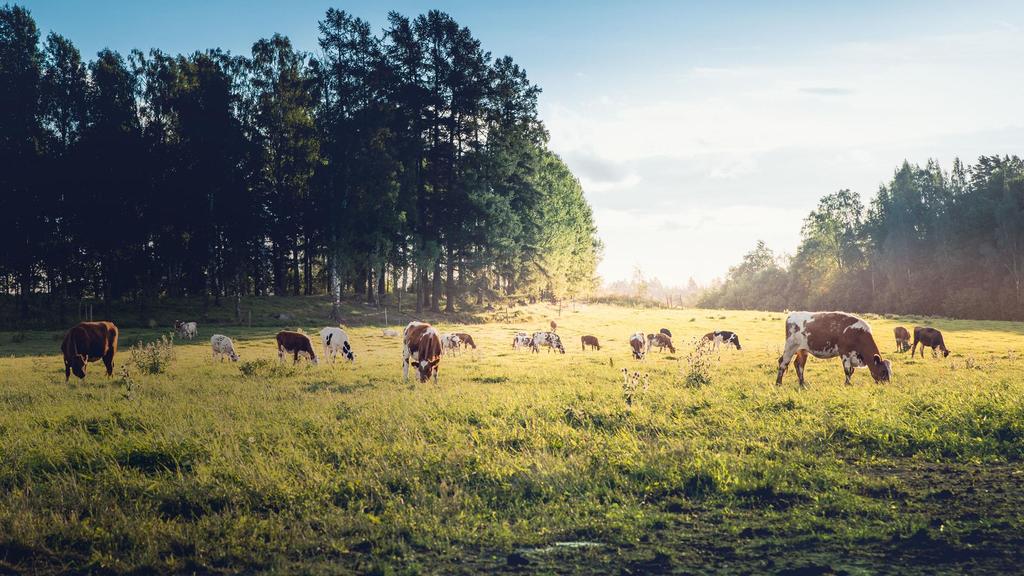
top-left (1, 303), bottom-right (1023, 574)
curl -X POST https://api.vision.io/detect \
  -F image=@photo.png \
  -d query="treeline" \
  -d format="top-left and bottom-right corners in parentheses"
top-left (701, 156), bottom-right (1024, 320)
top-left (0, 5), bottom-right (601, 322)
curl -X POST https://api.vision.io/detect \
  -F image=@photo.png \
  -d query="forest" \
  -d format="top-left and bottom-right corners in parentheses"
top-left (701, 156), bottom-right (1024, 320)
top-left (0, 5), bottom-right (602, 322)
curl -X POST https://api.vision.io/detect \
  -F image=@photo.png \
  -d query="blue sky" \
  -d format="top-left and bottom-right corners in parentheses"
top-left (23, 1), bottom-right (1024, 284)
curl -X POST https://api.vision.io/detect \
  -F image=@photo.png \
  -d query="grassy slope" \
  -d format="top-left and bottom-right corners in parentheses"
top-left (1, 303), bottom-right (1023, 574)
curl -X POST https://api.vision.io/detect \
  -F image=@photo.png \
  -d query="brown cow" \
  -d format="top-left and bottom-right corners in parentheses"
top-left (61, 321), bottom-right (118, 381)
top-left (912, 326), bottom-right (950, 358)
top-left (581, 335), bottom-right (601, 351)
top-left (404, 321), bottom-right (443, 383)
top-left (276, 331), bottom-right (318, 365)
top-left (776, 311), bottom-right (892, 387)
top-left (893, 326), bottom-right (911, 352)
top-left (454, 332), bottom-right (477, 350)
top-left (647, 332), bottom-right (676, 353)
top-left (550, 320), bottom-right (558, 333)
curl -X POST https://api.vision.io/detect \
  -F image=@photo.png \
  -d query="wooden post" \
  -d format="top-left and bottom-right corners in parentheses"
top-left (384, 306), bottom-right (388, 327)
top-left (248, 310), bottom-right (252, 327)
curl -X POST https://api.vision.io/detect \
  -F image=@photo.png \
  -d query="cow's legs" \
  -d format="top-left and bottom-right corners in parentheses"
top-left (775, 342), bottom-right (800, 385)
top-left (64, 362), bottom-right (71, 382)
top-left (103, 352), bottom-right (114, 377)
top-left (794, 350), bottom-right (809, 387)
top-left (278, 346), bottom-right (285, 363)
top-left (293, 351), bottom-right (300, 365)
top-left (911, 338), bottom-right (920, 357)
top-left (402, 348), bottom-right (411, 381)
top-left (842, 356), bottom-right (854, 385)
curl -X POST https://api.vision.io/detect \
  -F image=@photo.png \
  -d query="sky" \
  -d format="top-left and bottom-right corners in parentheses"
top-left (22, 0), bottom-right (1024, 285)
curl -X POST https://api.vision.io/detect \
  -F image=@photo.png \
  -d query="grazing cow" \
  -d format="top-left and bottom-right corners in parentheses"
top-left (210, 334), bottom-right (239, 362)
top-left (512, 332), bottom-right (533, 350)
top-left (550, 320), bottom-right (558, 333)
top-left (61, 321), bottom-right (118, 381)
top-left (629, 332), bottom-right (647, 360)
top-left (647, 332), bottom-right (676, 353)
top-left (776, 312), bottom-right (892, 387)
top-left (441, 333), bottom-right (463, 355)
top-left (319, 327), bottom-right (355, 363)
top-left (174, 320), bottom-right (197, 340)
top-left (894, 326), bottom-right (911, 352)
top-left (659, 328), bottom-right (672, 338)
top-left (403, 321), bottom-right (443, 383)
top-left (276, 331), bottom-right (318, 365)
top-left (702, 331), bottom-right (742, 351)
top-left (531, 331), bottom-right (565, 354)
top-left (454, 332), bottom-right (477, 350)
top-left (912, 326), bottom-right (950, 358)
top-left (581, 335), bottom-right (601, 351)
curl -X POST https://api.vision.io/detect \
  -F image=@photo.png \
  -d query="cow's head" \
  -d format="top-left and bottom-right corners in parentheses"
top-left (941, 346), bottom-right (950, 358)
top-left (416, 357), bottom-right (438, 382)
top-left (229, 350), bottom-right (240, 362)
top-left (869, 354), bottom-right (892, 382)
top-left (731, 335), bottom-right (742, 350)
top-left (70, 353), bottom-right (88, 379)
top-left (552, 335), bottom-right (565, 353)
top-left (343, 341), bottom-right (355, 362)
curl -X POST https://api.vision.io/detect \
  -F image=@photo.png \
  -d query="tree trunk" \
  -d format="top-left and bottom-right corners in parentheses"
top-left (431, 258), bottom-right (442, 312)
top-left (445, 247), bottom-right (455, 312)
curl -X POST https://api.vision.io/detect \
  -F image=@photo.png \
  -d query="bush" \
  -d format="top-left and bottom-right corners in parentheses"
top-left (129, 334), bottom-right (176, 374)
top-left (682, 337), bottom-right (715, 387)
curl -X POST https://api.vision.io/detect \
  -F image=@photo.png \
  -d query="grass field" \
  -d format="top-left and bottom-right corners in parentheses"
top-left (1, 303), bottom-right (1023, 574)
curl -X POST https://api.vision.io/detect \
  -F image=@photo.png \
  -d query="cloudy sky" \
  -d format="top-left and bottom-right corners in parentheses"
top-left (25, 0), bottom-right (1024, 284)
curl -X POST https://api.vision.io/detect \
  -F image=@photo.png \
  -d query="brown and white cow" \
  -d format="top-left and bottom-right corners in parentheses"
top-left (702, 330), bottom-right (742, 351)
top-left (276, 331), bottom-right (318, 365)
top-left (647, 332), bottom-right (676, 353)
top-left (61, 321), bottom-right (119, 381)
top-left (912, 326), bottom-right (950, 358)
top-left (659, 328), bottom-right (672, 338)
top-left (454, 332), bottom-right (477, 350)
top-left (629, 332), bottom-right (647, 360)
top-left (776, 312), bottom-right (892, 387)
top-left (404, 321), bottom-right (443, 383)
top-left (893, 326), bottom-right (911, 352)
top-left (581, 335), bottom-right (601, 351)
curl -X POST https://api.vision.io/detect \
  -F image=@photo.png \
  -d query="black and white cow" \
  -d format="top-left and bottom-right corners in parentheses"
top-left (531, 331), bottom-right (565, 353)
top-left (319, 327), bottom-right (355, 363)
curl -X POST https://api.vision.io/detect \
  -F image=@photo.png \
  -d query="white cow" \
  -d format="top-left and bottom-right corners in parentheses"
top-left (629, 332), bottom-right (647, 360)
top-left (512, 332), bottom-right (532, 350)
top-left (441, 333), bottom-right (462, 355)
top-left (175, 320), bottom-right (198, 340)
top-left (210, 334), bottom-right (239, 362)
top-left (319, 327), bottom-right (355, 363)
top-left (531, 331), bottom-right (565, 354)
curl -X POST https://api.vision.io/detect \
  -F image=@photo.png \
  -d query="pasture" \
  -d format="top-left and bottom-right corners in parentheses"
top-left (1, 304), bottom-right (1023, 574)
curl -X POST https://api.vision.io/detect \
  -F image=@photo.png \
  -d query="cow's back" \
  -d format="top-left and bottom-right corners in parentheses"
top-left (63, 321), bottom-right (117, 360)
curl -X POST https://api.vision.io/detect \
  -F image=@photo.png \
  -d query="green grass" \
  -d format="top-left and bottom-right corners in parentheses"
top-left (1, 304), bottom-right (1023, 574)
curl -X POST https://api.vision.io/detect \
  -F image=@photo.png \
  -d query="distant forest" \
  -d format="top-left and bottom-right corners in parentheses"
top-left (0, 5), bottom-right (601, 321)
top-left (701, 157), bottom-right (1024, 321)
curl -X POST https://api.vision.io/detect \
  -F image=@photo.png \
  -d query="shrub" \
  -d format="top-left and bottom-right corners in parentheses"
top-left (129, 334), bottom-right (176, 374)
top-left (682, 337), bottom-right (715, 387)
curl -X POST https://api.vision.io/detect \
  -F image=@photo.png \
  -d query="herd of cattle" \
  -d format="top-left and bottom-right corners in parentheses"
top-left (59, 311), bottom-right (952, 386)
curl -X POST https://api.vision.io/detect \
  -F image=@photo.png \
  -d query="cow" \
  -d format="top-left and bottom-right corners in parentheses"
top-left (581, 335), bottom-right (601, 351)
top-left (210, 334), bottom-right (239, 362)
top-left (776, 312), bottom-right (892, 387)
top-left (629, 332), bottom-right (646, 360)
top-left (441, 333), bottom-right (462, 355)
top-left (912, 326), bottom-right (950, 358)
top-left (512, 332), bottom-right (533, 350)
top-left (531, 331), bottom-right (565, 354)
top-left (894, 326), bottom-right (911, 352)
top-left (61, 321), bottom-right (118, 381)
top-left (647, 332), bottom-right (676, 353)
top-left (382, 328), bottom-right (399, 338)
top-left (276, 331), bottom-right (318, 365)
top-left (403, 321), bottom-right (443, 383)
top-left (702, 331), bottom-right (742, 351)
top-left (454, 332), bottom-right (477, 350)
top-left (550, 320), bottom-right (558, 333)
top-left (319, 327), bottom-right (355, 363)
top-left (660, 328), bottom-right (672, 338)
top-left (174, 320), bottom-right (197, 340)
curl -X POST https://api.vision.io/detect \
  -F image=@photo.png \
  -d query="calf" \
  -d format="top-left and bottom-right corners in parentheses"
top-left (912, 326), bottom-right (950, 358)
top-left (659, 328), bottom-right (672, 338)
top-left (893, 326), bottom-right (911, 352)
top-left (276, 331), bottom-right (318, 365)
top-left (702, 331), bottom-right (742, 350)
top-left (550, 320), bottom-right (558, 333)
top-left (174, 320), bottom-right (197, 340)
top-left (629, 332), bottom-right (646, 360)
top-left (647, 332), bottom-right (676, 353)
top-left (776, 311), bottom-right (892, 387)
top-left (531, 331), bottom-right (565, 353)
top-left (210, 334), bottom-right (239, 362)
top-left (319, 327), bottom-right (355, 363)
top-left (512, 332), bottom-right (532, 350)
top-left (454, 332), bottom-right (477, 350)
top-left (404, 321), bottom-right (443, 383)
top-left (61, 321), bottom-right (119, 381)
top-left (581, 335), bottom-right (601, 351)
